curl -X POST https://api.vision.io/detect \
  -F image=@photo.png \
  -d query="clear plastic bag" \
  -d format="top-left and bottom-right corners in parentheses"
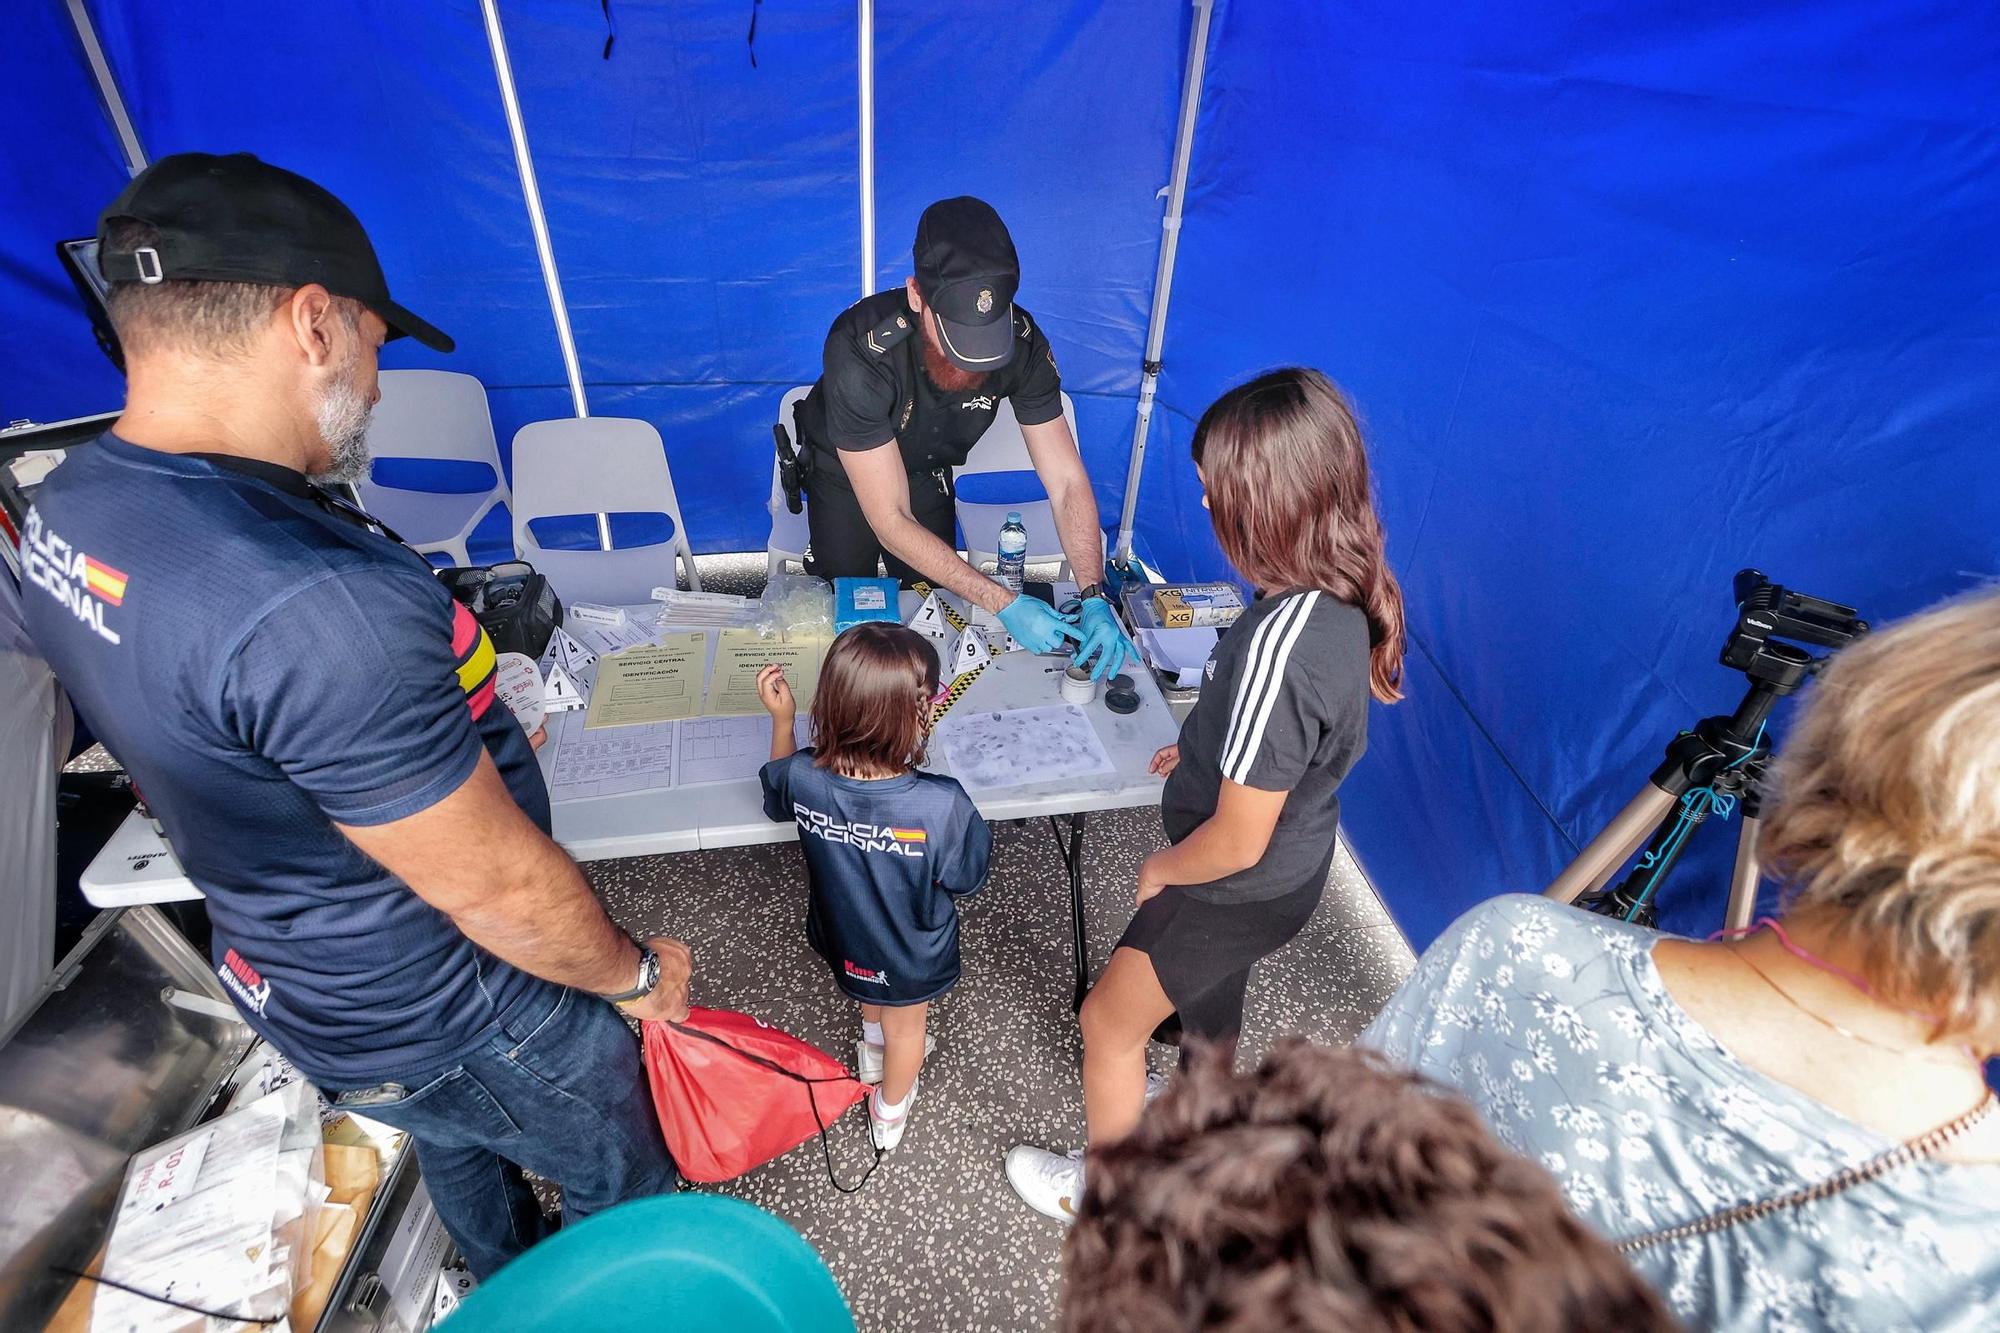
top-left (758, 572), bottom-right (834, 634)
top-left (89, 1081), bottom-right (324, 1333)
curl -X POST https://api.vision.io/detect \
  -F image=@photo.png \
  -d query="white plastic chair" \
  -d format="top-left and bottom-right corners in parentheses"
top-left (354, 370), bottom-right (508, 566)
top-left (511, 417), bottom-right (702, 604)
top-left (767, 385), bottom-right (813, 579)
top-left (954, 391), bottom-right (1079, 577)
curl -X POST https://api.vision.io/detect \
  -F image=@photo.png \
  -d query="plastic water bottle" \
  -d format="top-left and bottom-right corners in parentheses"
top-left (996, 512), bottom-right (1029, 594)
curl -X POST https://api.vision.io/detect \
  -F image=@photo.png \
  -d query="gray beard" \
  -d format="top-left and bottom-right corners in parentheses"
top-left (309, 371), bottom-right (375, 485)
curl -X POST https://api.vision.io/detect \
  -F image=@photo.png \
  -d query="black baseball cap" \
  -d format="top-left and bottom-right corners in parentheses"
top-left (913, 197), bottom-right (1019, 371)
top-left (96, 152), bottom-right (454, 353)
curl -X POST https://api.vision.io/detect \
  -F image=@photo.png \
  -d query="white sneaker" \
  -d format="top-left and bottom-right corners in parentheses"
top-left (870, 1079), bottom-right (918, 1152)
top-left (855, 1033), bottom-right (937, 1085)
top-left (1145, 1070), bottom-right (1170, 1104)
top-left (1005, 1145), bottom-right (1085, 1223)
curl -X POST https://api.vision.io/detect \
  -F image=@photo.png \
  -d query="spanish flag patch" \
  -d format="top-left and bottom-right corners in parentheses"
top-left (81, 555), bottom-right (128, 606)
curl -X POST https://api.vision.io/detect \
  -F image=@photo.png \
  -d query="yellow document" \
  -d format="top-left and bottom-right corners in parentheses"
top-left (707, 627), bottom-right (828, 715)
top-left (583, 632), bottom-right (706, 729)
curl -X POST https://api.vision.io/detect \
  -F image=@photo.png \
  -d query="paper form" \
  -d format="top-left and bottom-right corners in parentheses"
top-left (677, 714), bottom-right (810, 787)
top-left (547, 709), bottom-right (678, 798)
top-left (584, 632), bottom-right (706, 729)
top-left (572, 615), bottom-right (658, 655)
top-left (707, 628), bottom-right (828, 716)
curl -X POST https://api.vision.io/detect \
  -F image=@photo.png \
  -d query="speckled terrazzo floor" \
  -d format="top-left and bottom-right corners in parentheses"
top-left (586, 812), bottom-right (1411, 1333)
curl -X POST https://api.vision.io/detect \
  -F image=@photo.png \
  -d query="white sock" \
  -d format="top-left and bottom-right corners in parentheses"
top-left (862, 1019), bottom-right (884, 1047)
top-left (874, 1083), bottom-right (915, 1118)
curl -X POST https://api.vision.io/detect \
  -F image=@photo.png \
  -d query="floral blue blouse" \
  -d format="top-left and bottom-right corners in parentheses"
top-left (1362, 894), bottom-right (2000, 1332)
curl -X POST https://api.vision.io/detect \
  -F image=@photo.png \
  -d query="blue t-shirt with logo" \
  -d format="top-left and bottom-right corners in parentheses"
top-left (760, 749), bottom-right (989, 1004)
top-left (21, 434), bottom-right (549, 1086)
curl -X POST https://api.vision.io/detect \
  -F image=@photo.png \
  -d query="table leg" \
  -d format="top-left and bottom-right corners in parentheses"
top-left (1047, 812), bottom-right (1090, 1012)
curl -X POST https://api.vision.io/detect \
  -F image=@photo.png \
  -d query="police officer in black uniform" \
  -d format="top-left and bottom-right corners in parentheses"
top-left (792, 197), bottom-right (1133, 674)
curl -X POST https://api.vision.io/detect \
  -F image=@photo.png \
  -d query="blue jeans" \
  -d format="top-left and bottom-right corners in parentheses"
top-left (327, 983), bottom-right (677, 1278)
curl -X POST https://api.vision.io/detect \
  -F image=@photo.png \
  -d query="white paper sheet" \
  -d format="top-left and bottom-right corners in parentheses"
top-left (92, 1088), bottom-right (304, 1333)
top-left (932, 703), bottom-right (1116, 792)
top-left (1138, 626), bottom-right (1219, 688)
top-left (676, 714), bottom-right (809, 787)
top-left (572, 615), bottom-right (657, 655)
top-left (546, 709), bottom-right (678, 797)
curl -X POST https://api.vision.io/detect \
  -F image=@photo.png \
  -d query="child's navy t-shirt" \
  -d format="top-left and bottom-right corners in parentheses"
top-left (760, 749), bottom-right (990, 1004)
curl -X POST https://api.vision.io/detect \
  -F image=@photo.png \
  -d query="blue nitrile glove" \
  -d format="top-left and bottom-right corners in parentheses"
top-left (1072, 596), bottom-right (1138, 681)
top-left (998, 593), bottom-right (1082, 655)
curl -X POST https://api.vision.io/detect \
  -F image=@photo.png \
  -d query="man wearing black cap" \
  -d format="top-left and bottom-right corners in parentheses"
top-left (21, 154), bottom-right (687, 1277)
top-left (794, 197), bottom-right (1135, 676)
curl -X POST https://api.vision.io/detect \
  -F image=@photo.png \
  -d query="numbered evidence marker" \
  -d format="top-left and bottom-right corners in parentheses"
top-left (544, 627), bottom-right (599, 676)
top-left (908, 592), bottom-right (951, 640)
top-left (492, 652), bottom-right (547, 734)
top-left (543, 662), bottom-right (588, 712)
top-left (949, 624), bottom-right (994, 678)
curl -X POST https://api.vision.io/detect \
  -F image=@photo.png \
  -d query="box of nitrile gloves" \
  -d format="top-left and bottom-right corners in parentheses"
top-left (1153, 583), bottom-right (1244, 629)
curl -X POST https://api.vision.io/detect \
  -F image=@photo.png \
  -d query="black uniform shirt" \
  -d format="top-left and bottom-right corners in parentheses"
top-left (796, 289), bottom-right (1065, 480)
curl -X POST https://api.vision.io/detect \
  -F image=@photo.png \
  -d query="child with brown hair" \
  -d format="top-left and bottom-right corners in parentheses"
top-left (758, 621), bottom-right (991, 1150)
top-left (1008, 367), bottom-right (1407, 1220)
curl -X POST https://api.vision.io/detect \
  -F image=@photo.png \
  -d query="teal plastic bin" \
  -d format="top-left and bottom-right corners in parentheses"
top-left (443, 1194), bottom-right (853, 1331)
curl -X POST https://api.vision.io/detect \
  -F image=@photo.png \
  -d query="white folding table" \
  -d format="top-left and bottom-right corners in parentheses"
top-left (81, 591), bottom-right (1180, 1008)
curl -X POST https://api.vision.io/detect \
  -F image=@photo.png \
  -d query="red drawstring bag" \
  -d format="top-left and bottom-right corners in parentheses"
top-left (642, 1007), bottom-right (872, 1185)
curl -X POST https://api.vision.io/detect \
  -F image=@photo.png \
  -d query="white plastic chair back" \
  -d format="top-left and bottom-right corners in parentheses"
top-left (354, 369), bottom-right (508, 566)
top-left (511, 417), bottom-right (702, 604)
top-left (767, 385), bottom-right (813, 578)
top-left (954, 391), bottom-right (1079, 575)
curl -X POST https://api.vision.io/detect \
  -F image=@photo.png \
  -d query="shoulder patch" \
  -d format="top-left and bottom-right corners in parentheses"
top-left (1014, 310), bottom-right (1033, 340)
top-left (864, 311), bottom-right (915, 356)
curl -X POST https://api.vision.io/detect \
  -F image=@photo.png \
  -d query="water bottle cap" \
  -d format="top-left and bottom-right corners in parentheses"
top-left (1006, 511), bottom-right (1022, 523)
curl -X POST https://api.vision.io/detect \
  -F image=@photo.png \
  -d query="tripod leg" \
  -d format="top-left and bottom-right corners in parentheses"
top-left (1543, 785), bottom-right (1679, 905)
top-left (1724, 814), bottom-right (1763, 933)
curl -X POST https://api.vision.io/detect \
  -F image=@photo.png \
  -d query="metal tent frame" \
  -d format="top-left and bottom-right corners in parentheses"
top-left (62, 0), bottom-right (1218, 575)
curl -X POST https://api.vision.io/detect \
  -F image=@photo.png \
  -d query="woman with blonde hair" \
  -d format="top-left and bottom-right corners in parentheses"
top-left (1365, 591), bottom-right (2000, 1330)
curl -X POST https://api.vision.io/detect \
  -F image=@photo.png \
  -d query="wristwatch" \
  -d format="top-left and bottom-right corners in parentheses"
top-left (1076, 582), bottom-right (1107, 605)
top-left (600, 945), bottom-right (661, 1006)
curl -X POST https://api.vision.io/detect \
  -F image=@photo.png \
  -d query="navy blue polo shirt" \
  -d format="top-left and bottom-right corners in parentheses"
top-left (21, 434), bottom-right (548, 1086)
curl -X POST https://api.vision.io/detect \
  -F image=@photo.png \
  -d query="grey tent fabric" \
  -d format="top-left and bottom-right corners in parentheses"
top-left (0, 567), bottom-right (71, 1030)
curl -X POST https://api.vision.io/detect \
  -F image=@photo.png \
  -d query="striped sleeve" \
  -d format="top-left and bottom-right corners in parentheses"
top-left (221, 568), bottom-right (484, 826)
top-left (1219, 591), bottom-right (1324, 789)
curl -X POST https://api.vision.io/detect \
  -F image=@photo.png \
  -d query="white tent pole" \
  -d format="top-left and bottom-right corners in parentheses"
top-left (64, 0), bottom-right (147, 176)
top-left (858, 0), bottom-right (877, 297)
top-left (480, 1), bottom-right (590, 422)
top-left (1114, 0), bottom-right (1216, 572)
top-left (481, 0), bottom-right (604, 550)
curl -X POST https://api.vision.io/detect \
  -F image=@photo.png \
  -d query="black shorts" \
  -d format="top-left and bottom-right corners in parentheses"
top-left (1116, 876), bottom-right (1325, 1044)
top-left (804, 461), bottom-right (957, 584)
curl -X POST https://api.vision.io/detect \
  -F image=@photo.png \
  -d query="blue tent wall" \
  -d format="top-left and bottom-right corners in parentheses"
top-left (1149, 0), bottom-right (2000, 946)
top-left (0, 4), bottom-right (129, 425)
top-left (39, 1), bottom-right (1181, 553)
top-left (9, 2), bottom-right (1999, 951)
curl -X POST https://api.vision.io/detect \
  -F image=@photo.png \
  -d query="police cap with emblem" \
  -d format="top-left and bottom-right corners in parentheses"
top-left (913, 196), bottom-right (1019, 372)
top-left (95, 152), bottom-right (454, 353)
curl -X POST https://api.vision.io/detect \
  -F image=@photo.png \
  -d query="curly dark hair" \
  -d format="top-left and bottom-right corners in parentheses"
top-left (1062, 1041), bottom-right (1679, 1333)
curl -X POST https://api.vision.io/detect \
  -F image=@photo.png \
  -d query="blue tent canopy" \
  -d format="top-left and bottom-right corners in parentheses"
top-left (5, 0), bottom-right (1996, 947)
